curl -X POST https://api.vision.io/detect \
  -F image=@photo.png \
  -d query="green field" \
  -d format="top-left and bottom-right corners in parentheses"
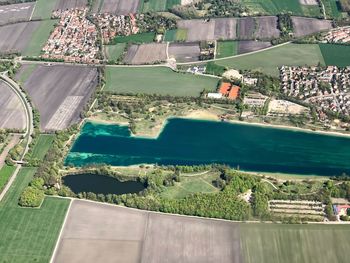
top-left (32, 0), bottom-right (58, 20)
top-left (319, 43), bottom-right (350, 67)
top-left (240, 224), bottom-right (350, 263)
top-left (112, 32), bottom-right (155, 44)
top-left (0, 168), bottom-right (70, 262)
top-left (30, 134), bottom-right (55, 160)
top-left (164, 29), bottom-right (188, 42)
top-left (141, 0), bottom-right (180, 12)
top-left (23, 20), bottom-right (58, 57)
top-left (0, 165), bottom-right (16, 193)
top-left (323, 0), bottom-right (343, 18)
top-left (105, 66), bottom-right (219, 96)
top-left (216, 41), bottom-right (238, 59)
top-left (105, 43), bottom-right (127, 61)
top-left (161, 172), bottom-right (219, 199)
top-left (216, 43), bottom-right (325, 77)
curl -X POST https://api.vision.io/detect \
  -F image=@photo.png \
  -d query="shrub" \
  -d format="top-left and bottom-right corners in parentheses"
top-left (18, 186), bottom-right (44, 207)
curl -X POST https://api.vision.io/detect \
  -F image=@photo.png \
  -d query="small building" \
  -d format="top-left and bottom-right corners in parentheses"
top-left (333, 204), bottom-right (350, 216)
top-left (207, 93), bottom-right (223, 99)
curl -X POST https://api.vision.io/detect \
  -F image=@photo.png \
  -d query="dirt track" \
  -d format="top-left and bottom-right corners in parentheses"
top-left (53, 200), bottom-right (243, 263)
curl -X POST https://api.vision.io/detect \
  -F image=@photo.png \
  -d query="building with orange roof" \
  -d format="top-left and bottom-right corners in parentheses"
top-left (218, 82), bottom-right (240, 100)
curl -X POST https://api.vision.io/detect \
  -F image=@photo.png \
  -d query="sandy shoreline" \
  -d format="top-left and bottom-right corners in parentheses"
top-left (87, 110), bottom-right (350, 139)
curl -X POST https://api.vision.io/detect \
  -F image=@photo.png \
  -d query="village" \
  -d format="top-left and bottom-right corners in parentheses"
top-left (323, 26), bottom-right (350, 44)
top-left (280, 65), bottom-right (350, 124)
top-left (42, 8), bottom-right (100, 64)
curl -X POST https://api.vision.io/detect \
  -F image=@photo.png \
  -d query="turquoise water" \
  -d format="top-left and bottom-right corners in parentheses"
top-left (65, 119), bottom-right (350, 176)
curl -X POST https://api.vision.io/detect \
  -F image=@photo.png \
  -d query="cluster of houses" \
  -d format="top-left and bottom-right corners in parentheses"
top-left (93, 13), bottom-right (139, 44)
top-left (280, 66), bottom-right (350, 120)
top-left (43, 8), bottom-right (100, 63)
top-left (323, 26), bottom-right (350, 44)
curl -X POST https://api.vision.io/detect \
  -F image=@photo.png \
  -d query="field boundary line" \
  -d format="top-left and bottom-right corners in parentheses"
top-left (29, 1), bottom-right (37, 21)
top-left (49, 198), bottom-right (73, 263)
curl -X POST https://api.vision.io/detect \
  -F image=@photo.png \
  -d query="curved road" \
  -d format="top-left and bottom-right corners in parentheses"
top-left (0, 74), bottom-right (34, 201)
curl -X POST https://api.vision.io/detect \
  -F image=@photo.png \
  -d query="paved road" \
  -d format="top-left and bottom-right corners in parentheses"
top-left (0, 74), bottom-right (34, 202)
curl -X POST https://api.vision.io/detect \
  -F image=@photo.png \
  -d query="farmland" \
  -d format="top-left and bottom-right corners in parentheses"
top-left (168, 42), bottom-right (201, 62)
top-left (319, 43), bottom-right (350, 67)
top-left (32, 0), bottom-right (59, 20)
top-left (216, 41), bottom-right (238, 58)
top-left (164, 29), bottom-right (188, 42)
top-left (105, 43), bottom-right (126, 61)
top-left (0, 21), bottom-right (40, 55)
top-left (240, 224), bottom-right (350, 263)
top-left (123, 43), bottom-right (167, 64)
top-left (111, 32), bottom-right (155, 44)
top-left (0, 2), bottom-right (35, 26)
top-left (216, 43), bottom-right (325, 76)
top-left (53, 200), bottom-right (243, 263)
top-left (0, 167), bottom-right (70, 263)
top-left (52, 200), bottom-right (350, 263)
top-left (30, 134), bottom-right (55, 160)
top-left (292, 17), bottom-right (333, 37)
top-left (20, 64), bottom-right (99, 131)
top-left (23, 20), bottom-right (57, 57)
top-left (54, 0), bottom-right (88, 10)
top-left (105, 66), bottom-right (219, 96)
top-left (92, 0), bottom-right (140, 15)
top-left (237, 41), bottom-right (271, 54)
top-left (0, 80), bottom-right (26, 130)
top-left (141, 0), bottom-right (181, 12)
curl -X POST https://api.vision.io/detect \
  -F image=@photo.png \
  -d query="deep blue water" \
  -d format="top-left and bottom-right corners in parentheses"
top-left (65, 119), bottom-right (350, 176)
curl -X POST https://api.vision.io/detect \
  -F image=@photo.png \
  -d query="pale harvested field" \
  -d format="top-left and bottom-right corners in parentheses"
top-left (53, 200), bottom-right (242, 263)
top-left (0, 21), bottom-right (39, 54)
top-left (168, 42), bottom-right (201, 62)
top-left (21, 64), bottom-right (98, 131)
top-left (0, 81), bottom-right (26, 130)
top-left (54, 0), bottom-right (88, 10)
top-left (292, 17), bottom-right (333, 37)
top-left (93, 0), bottom-right (140, 14)
top-left (299, 0), bottom-right (318, 5)
top-left (238, 17), bottom-right (255, 39)
top-left (255, 16), bottom-right (280, 39)
top-left (123, 43), bottom-right (167, 64)
top-left (238, 41), bottom-right (272, 54)
top-left (0, 2), bottom-right (35, 25)
top-left (178, 18), bottom-right (237, 41)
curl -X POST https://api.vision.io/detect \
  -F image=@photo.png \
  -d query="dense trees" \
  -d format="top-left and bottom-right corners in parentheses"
top-left (19, 186), bottom-right (44, 207)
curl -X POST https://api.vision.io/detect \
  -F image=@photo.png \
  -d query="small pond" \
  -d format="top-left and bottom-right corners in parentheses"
top-left (63, 173), bottom-right (146, 195)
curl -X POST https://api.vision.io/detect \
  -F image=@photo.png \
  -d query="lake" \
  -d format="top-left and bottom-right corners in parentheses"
top-left (65, 118), bottom-right (350, 176)
top-left (63, 173), bottom-right (146, 195)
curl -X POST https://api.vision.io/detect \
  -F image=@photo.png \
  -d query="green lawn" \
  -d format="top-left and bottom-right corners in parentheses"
top-left (161, 173), bottom-right (219, 199)
top-left (216, 43), bottom-right (325, 77)
top-left (0, 168), bottom-right (70, 262)
top-left (0, 165), bottom-right (16, 193)
top-left (111, 32), bottom-right (155, 44)
top-left (141, 0), bottom-right (180, 12)
top-left (319, 43), bottom-right (350, 67)
top-left (240, 223), bottom-right (350, 263)
top-left (105, 66), bottom-right (219, 96)
top-left (23, 20), bottom-right (58, 57)
top-left (32, 0), bottom-right (58, 20)
top-left (216, 41), bottom-right (238, 59)
top-left (105, 43), bottom-right (127, 61)
top-left (30, 134), bottom-right (55, 160)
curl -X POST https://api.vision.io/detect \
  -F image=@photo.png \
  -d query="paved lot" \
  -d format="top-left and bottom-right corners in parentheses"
top-left (0, 21), bottom-right (40, 54)
top-left (20, 64), bottom-right (98, 131)
top-left (0, 2), bottom-right (35, 25)
top-left (53, 200), bottom-right (243, 263)
top-left (0, 81), bottom-right (26, 130)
